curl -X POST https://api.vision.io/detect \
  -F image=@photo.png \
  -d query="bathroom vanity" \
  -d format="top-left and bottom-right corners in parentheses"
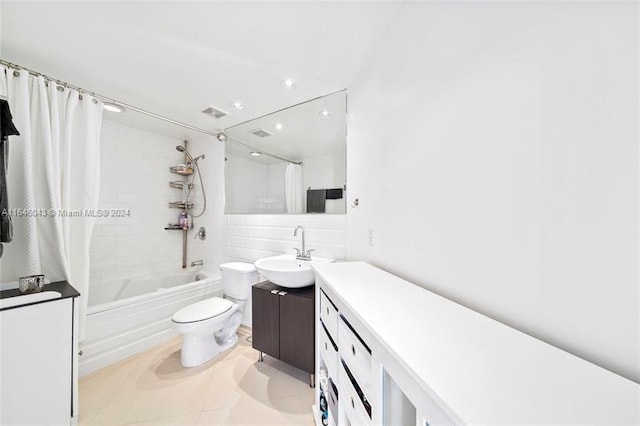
top-left (252, 281), bottom-right (315, 384)
top-left (0, 281), bottom-right (80, 425)
top-left (313, 262), bottom-right (640, 426)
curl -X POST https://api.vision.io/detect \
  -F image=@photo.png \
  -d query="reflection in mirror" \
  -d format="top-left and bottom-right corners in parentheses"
top-left (224, 90), bottom-right (346, 214)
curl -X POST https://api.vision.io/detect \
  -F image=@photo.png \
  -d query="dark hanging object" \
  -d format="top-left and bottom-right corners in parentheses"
top-left (1, 99), bottom-right (20, 257)
top-left (307, 189), bottom-right (326, 213)
top-left (0, 100), bottom-right (19, 138)
top-left (325, 188), bottom-right (343, 200)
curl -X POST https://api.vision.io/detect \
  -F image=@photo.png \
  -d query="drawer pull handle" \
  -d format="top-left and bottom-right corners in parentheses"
top-left (324, 342), bottom-right (327, 351)
top-left (351, 396), bottom-right (355, 409)
top-left (326, 307), bottom-right (329, 315)
top-left (351, 344), bottom-right (356, 356)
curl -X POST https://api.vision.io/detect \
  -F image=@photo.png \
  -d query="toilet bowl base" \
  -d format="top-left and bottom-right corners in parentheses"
top-left (180, 332), bottom-right (239, 368)
top-left (218, 333), bottom-right (238, 353)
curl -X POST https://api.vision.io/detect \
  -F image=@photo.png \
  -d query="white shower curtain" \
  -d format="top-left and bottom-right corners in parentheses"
top-left (285, 163), bottom-right (304, 213)
top-left (0, 66), bottom-right (102, 339)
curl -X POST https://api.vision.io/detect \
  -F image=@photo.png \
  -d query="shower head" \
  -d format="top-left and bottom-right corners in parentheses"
top-left (176, 145), bottom-right (194, 162)
top-left (176, 145), bottom-right (205, 163)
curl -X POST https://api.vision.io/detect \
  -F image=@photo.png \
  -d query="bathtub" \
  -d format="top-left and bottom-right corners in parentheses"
top-left (79, 270), bottom-right (222, 377)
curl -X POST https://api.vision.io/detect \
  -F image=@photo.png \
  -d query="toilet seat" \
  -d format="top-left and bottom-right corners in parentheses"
top-left (172, 297), bottom-right (234, 324)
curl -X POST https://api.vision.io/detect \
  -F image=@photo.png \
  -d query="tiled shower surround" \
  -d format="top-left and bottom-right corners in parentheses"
top-left (88, 121), bottom-right (209, 306)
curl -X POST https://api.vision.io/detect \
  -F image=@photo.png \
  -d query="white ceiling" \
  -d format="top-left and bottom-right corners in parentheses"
top-left (225, 90), bottom-right (346, 164)
top-left (0, 1), bottom-right (401, 140)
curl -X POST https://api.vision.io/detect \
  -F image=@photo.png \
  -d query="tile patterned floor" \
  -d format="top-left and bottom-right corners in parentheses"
top-left (79, 331), bottom-right (315, 425)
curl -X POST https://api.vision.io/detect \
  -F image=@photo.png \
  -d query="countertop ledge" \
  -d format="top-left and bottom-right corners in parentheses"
top-left (312, 261), bottom-right (640, 425)
top-left (0, 281), bottom-right (80, 311)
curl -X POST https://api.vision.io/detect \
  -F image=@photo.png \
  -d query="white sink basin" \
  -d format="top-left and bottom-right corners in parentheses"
top-left (254, 254), bottom-right (334, 288)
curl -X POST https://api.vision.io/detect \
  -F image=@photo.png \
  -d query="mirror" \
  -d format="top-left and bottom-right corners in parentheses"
top-left (224, 90), bottom-right (346, 214)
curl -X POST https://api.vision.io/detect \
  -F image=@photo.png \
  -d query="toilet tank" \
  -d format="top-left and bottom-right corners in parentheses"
top-left (220, 262), bottom-right (258, 300)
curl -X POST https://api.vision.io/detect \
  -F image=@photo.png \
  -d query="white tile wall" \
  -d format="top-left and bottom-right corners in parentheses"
top-left (222, 214), bottom-right (346, 264)
top-left (89, 125), bottom-right (347, 307)
top-left (89, 121), bottom-right (209, 306)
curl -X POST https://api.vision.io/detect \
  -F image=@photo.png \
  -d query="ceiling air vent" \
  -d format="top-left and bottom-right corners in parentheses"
top-left (201, 105), bottom-right (228, 119)
top-left (250, 128), bottom-right (272, 138)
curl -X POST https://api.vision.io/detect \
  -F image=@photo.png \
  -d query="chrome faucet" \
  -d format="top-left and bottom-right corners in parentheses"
top-left (190, 259), bottom-right (204, 267)
top-left (293, 225), bottom-right (314, 260)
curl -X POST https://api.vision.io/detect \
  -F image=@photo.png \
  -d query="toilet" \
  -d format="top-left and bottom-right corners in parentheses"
top-left (172, 262), bottom-right (257, 367)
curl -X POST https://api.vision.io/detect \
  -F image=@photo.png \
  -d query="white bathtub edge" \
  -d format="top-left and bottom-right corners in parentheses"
top-left (88, 276), bottom-right (221, 315)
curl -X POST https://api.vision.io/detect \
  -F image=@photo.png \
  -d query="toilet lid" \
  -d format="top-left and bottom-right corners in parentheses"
top-left (219, 262), bottom-right (256, 274)
top-left (172, 297), bottom-right (234, 323)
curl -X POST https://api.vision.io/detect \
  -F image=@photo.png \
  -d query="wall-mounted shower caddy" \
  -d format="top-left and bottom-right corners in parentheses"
top-left (165, 140), bottom-right (194, 268)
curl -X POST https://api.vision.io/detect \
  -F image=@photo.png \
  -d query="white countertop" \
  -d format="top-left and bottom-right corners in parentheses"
top-left (313, 261), bottom-right (640, 425)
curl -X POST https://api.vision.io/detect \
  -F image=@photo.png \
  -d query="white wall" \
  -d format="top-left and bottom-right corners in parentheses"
top-left (303, 153), bottom-right (346, 213)
top-left (90, 121), bottom-right (209, 305)
top-left (224, 156), bottom-right (287, 214)
top-left (267, 162), bottom-right (286, 213)
top-left (224, 155), bottom-right (269, 214)
top-left (347, 2), bottom-right (639, 382)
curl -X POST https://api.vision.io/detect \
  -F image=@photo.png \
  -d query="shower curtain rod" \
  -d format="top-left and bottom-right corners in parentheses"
top-left (0, 59), bottom-right (302, 165)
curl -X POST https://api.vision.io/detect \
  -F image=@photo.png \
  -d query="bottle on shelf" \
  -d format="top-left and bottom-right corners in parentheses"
top-left (179, 211), bottom-right (189, 230)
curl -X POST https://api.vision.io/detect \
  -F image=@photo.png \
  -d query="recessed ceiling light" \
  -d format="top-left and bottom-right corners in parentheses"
top-left (250, 151), bottom-right (262, 157)
top-left (319, 110), bottom-right (331, 118)
top-left (275, 123), bottom-right (283, 131)
top-left (103, 102), bottom-right (125, 113)
top-left (281, 79), bottom-right (295, 89)
top-left (232, 101), bottom-right (244, 110)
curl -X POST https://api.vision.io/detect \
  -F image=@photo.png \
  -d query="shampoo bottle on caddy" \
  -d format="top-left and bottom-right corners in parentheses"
top-left (179, 210), bottom-right (188, 230)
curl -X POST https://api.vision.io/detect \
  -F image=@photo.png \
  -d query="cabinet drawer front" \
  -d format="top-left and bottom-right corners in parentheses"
top-left (320, 322), bottom-right (339, 379)
top-left (338, 316), bottom-right (372, 391)
top-left (320, 290), bottom-right (338, 341)
top-left (339, 361), bottom-right (372, 426)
